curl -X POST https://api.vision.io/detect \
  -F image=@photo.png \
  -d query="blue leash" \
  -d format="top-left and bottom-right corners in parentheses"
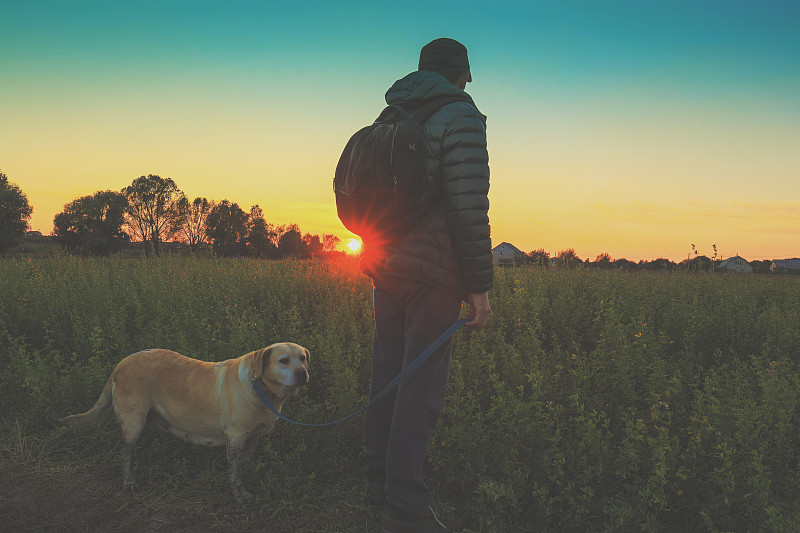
top-left (251, 318), bottom-right (469, 427)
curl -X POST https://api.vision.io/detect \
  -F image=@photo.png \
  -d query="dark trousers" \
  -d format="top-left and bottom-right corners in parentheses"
top-left (365, 274), bottom-right (463, 513)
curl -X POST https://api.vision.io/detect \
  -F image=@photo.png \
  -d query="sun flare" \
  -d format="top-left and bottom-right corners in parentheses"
top-left (347, 239), bottom-right (362, 254)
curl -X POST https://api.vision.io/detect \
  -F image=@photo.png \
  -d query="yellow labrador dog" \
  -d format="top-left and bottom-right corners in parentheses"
top-left (59, 343), bottom-right (310, 503)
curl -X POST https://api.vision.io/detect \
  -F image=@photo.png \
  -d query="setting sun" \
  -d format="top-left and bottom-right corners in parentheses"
top-left (347, 239), bottom-right (362, 254)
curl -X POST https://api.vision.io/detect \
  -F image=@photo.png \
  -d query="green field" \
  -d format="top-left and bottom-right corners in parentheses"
top-left (2, 257), bottom-right (800, 532)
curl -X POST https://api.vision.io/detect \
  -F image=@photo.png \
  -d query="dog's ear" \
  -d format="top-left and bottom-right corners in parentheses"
top-left (252, 346), bottom-right (273, 380)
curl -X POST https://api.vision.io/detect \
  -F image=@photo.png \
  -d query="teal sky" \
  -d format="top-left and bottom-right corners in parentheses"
top-left (2, 1), bottom-right (799, 260)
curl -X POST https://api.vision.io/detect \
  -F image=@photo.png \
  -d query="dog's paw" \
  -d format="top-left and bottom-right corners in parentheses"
top-left (233, 487), bottom-right (254, 504)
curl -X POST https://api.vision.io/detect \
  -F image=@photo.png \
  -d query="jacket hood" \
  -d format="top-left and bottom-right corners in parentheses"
top-left (385, 70), bottom-right (476, 109)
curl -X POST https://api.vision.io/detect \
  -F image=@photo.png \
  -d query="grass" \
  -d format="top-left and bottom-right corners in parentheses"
top-left (2, 256), bottom-right (800, 531)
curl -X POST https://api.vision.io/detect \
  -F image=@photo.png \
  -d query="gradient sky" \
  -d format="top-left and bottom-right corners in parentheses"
top-left (2, 0), bottom-right (798, 261)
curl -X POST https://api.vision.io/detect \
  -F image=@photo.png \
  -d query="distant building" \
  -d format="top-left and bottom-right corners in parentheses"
top-left (717, 256), bottom-right (753, 273)
top-left (770, 259), bottom-right (800, 274)
top-left (26, 230), bottom-right (43, 238)
top-left (492, 242), bottom-right (525, 266)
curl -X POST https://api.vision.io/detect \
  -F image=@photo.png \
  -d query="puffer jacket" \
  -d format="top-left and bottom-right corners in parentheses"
top-left (363, 70), bottom-right (493, 299)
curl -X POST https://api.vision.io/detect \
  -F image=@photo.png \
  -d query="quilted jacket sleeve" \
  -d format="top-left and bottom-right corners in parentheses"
top-left (439, 102), bottom-right (493, 294)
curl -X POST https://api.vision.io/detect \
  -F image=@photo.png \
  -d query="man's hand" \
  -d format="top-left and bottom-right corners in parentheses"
top-left (466, 292), bottom-right (491, 329)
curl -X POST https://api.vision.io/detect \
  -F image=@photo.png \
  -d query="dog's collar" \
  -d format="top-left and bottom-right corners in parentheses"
top-left (250, 355), bottom-right (282, 415)
top-left (250, 378), bottom-right (283, 419)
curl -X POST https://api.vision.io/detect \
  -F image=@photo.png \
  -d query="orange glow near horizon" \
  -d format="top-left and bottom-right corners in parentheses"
top-left (5, 4), bottom-right (799, 265)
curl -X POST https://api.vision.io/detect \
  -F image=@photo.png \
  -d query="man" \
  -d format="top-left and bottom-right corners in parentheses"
top-left (362, 38), bottom-right (493, 533)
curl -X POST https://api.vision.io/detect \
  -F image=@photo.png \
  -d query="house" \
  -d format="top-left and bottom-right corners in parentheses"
top-left (770, 259), bottom-right (800, 274)
top-left (716, 256), bottom-right (753, 273)
top-left (26, 230), bottom-right (43, 238)
top-left (492, 242), bottom-right (525, 266)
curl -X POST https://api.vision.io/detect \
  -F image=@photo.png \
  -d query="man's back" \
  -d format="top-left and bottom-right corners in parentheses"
top-left (364, 69), bottom-right (492, 301)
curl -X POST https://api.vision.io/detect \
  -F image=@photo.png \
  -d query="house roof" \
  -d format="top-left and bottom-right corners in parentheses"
top-left (718, 256), bottom-right (749, 269)
top-left (772, 259), bottom-right (800, 270)
top-left (492, 242), bottom-right (524, 254)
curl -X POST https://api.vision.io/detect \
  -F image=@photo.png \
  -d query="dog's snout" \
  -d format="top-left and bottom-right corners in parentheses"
top-left (293, 368), bottom-right (309, 386)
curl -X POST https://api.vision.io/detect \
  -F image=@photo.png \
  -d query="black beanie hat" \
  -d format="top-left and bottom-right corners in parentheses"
top-left (418, 38), bottom-right (470, 72)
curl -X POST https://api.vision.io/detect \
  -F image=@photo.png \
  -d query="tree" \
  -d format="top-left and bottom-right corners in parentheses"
top-left (246, 205), bottom-right (278, 258)
top-left (642, 258), bottom-right (676, 271)
top-left (122, 174), bottom-right (182, 257)
top-left (593, 253), bottom-right (613, 269)
top-left (681, 255), bottom-right (713, 272)
top-left (322, 234), bottom-right (341, 254)
top-left (555, 249), bottom-right (582, 269)
top-left (53, 190), bottom-right (129, 255)
top-left (526, 248), bottom-right (550, 266)
top-left (0, 170), bottom-right (33, 254)
top-left (277, 225), bottom-right (306, 258)
top-left (750, 260), bottom-right (772, 274)
top-left (205, 200), bottom-right (249, 256)
top-left (175, 195), bottom-right (214, 253)
top-left (303, 233), bottom-right (324, 258)
top-left (613, 258), bottom-right (638, 270)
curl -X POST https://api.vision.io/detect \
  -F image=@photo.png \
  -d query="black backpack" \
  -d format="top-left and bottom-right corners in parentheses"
top-left (334, 96), bottom-right (467, 243)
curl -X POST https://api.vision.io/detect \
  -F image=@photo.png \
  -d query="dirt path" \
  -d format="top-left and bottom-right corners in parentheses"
top-left (0, 458), bottom-right (375, 532)
top-left (1, 459), bottom-right (206, 532)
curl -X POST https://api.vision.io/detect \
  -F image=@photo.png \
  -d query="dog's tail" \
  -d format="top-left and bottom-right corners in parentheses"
top-left (58, 377), bottom-right (114, 426)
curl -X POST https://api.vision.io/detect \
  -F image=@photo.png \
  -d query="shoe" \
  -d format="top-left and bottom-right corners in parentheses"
top-left (381, 505), bottom-right (454, 533)
top-left (365, 476), bottom-right (387, 507)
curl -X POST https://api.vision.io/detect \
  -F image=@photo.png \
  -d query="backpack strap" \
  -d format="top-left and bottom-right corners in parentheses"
top-left (375, 104), bottom-right (410, 123)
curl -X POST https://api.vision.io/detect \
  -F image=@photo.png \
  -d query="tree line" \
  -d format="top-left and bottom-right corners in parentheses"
top-left (1, 170), bottom-right (793, 270)
top-left (524, 248), bottom-right (780, 274)
top-left (1, 170), bottom-right (341, 258)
